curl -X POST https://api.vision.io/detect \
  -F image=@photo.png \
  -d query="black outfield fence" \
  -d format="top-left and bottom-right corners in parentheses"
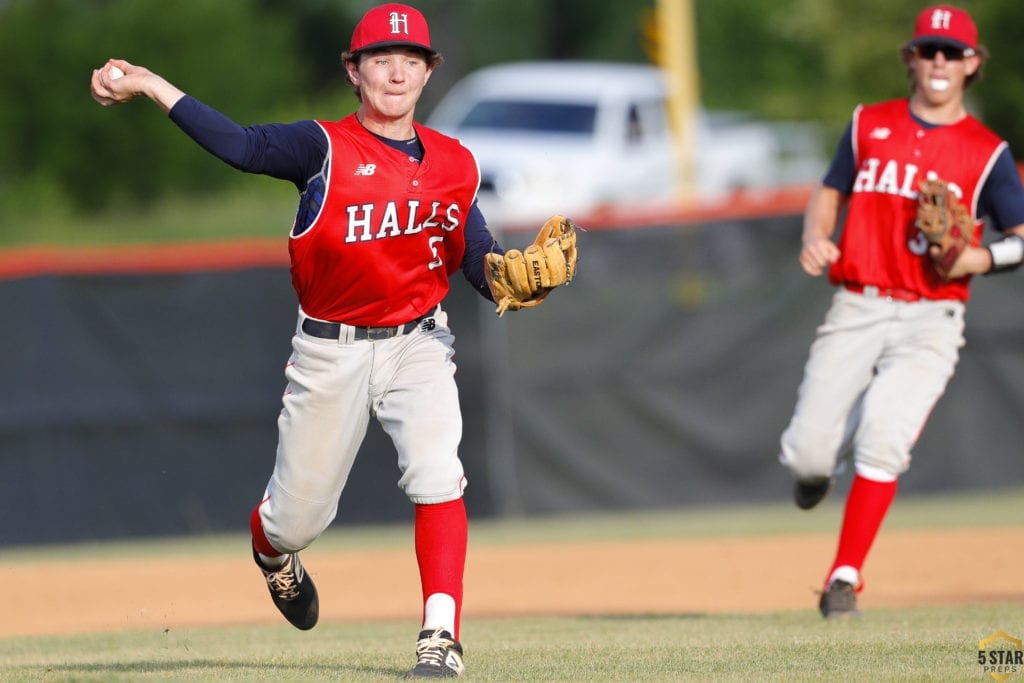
top-left (4, 214), bottom-right (1024, 545)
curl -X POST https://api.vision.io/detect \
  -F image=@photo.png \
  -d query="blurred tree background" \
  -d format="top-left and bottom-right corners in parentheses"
top-left (0, 0), bottom-right (1020, 246)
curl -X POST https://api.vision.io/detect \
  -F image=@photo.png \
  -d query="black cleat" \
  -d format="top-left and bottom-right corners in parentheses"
top-left (819, 579), bottom-right (862, 619)
top-left (405, 628), bottom-right (465, 678)
top-left (253, 548), bottom-right (319, 630)
top-left (794, 477), bottom-right (834, 510)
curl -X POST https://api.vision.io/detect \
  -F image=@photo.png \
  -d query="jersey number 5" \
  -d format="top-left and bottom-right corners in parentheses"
top-left (427, 235), bottom-right (444, 270)
top-left (908, 230), bottom-right (929, 256)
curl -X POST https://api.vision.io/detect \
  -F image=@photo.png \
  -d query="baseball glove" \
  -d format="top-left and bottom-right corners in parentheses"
top-left (484, 215), bottom-right (578, 316)
top-left (916, 177), bottom-right (975, 279)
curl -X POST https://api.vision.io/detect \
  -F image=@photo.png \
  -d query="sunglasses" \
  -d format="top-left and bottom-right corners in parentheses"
top-left (913, 43), bottom-right (975, 61)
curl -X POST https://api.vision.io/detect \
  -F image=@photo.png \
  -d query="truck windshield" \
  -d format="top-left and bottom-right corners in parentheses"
top-left (457, 100), bottom-right (597, 136)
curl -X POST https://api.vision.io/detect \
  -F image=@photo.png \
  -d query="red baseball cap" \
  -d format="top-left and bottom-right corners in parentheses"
top-left (909, 5), bottom-right (978, 53)
top-left (349, 3), bottom-right (436, 56)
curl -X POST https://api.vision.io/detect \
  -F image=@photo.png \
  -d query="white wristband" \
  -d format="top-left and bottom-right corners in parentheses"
top-left (987, 234), bottom-right (1024, 273)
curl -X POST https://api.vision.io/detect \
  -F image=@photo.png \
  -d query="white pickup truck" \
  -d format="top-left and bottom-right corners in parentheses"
top-left (426, 60), bottom-right (824, 227)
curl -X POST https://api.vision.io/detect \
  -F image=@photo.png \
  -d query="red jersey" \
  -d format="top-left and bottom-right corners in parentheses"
top-left (289, 115), bottom-right (480, 325)
top-left (828, 99), bottom-right (1006, 301)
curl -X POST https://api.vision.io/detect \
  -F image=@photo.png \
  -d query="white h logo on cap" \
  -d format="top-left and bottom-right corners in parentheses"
top-left (930, 9), bottom-right (952, 30)
top-left (389, 12), bottom-right (409, 35)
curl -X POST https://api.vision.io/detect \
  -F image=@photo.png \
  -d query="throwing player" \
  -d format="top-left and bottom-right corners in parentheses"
top-left (779, 4), bottom-right (1024, 618)
top-left (90, 3), bottom-right (573, 677)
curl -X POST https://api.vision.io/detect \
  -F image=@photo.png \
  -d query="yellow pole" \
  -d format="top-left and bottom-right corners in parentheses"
top-left (656, 0), bottom-right (699, 204)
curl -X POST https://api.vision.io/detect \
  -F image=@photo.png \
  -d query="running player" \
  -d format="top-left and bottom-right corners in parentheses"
top-left (92, 4), bottom-right (503, 677)
top-left (780, 4), bottom-right (1024, 618)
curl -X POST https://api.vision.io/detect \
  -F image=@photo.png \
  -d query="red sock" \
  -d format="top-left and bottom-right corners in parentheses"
top-left (415, 498), bottom-right (468, 640)
top-left (250, 497), bottom-right (281, 558)
top-left (826, 474), bottom-right (898, 590)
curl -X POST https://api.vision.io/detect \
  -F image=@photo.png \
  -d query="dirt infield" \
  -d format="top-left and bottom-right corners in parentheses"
top-left (6, 526), bottom-right (1024, 638)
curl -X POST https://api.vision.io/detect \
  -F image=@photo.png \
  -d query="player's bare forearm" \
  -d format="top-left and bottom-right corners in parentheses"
top-left (799, 185), bottom-right (844, 276)
top-left (91, 59), bottom-right (186, 113)
top-left (938, 244), bottom-right (990, 279)
top-left (944, 223), bottom-right (1024, 279)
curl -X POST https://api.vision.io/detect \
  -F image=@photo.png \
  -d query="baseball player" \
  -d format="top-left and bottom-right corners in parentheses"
top-left (90, 3), bottom-right (574, 677)
top-left (780, 4), bottom-right (1024, 618)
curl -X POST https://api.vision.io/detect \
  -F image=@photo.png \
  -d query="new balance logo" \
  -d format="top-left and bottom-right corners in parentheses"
top-left (421, 318), bottom-right (436, 332)
top-left (869, 127), bottom-right (891, 140)
top-left (445, 651), bottom-right (464, 674)
top-left (354, 164), bottom-right (376, 176)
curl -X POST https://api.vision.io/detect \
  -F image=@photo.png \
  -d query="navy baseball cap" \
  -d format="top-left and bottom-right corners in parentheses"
top-left (908, 5), bottom-right (978, 53)
top-left (349, 3), bottom-right (436, 57)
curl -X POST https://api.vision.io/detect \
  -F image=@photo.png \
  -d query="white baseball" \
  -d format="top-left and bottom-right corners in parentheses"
top-left (110, 66), bottom-right (124, 80)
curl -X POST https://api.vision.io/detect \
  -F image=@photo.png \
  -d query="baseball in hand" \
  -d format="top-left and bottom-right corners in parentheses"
top-left (109, 66), bottom-right (124, 80)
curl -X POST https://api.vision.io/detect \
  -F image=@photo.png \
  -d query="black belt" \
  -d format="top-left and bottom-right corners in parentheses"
top-left (302, 310), bottom-right (435, 341)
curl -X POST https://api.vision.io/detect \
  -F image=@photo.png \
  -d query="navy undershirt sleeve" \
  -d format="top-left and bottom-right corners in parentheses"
top-left (979, 149), bottom-right (1024, 231)
top-left (461, 203), bottom-right (502, 301)
top-left (168, 95), bottom-right (324, 190)
top-left (822, 123), bottom-right (855, 194)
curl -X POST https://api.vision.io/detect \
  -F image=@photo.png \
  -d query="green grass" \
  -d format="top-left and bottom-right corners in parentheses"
top-left (1, 608), bottom-right (1020, 681)
top-left (1, 488), bottom-right (1022, 680)
top-left (0, 184), bottom-right (298, 248)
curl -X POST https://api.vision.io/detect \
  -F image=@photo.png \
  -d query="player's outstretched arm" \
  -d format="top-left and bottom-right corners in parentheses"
top-left (799, 185), bottom-right (843, 277)
top-left (90, 59), bottom-right (186, 113)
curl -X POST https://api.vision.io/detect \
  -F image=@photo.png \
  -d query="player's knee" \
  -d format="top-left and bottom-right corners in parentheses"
top-left (259, 490), bottom-right (337, 553)
top-left (263, 518), bottom-right (327, 553)
top-left (779, 423), bottom-right (841, 480)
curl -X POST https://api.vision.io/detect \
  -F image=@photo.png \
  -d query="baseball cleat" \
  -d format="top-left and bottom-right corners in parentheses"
top-left (253, 548), bottom-right (319, 630)
top-left (404, 628), bottom-right (465, 678)
top-left (794, 477), bottom-right (835, 510)
top-left (819, 579), bottom-right (862, 619)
